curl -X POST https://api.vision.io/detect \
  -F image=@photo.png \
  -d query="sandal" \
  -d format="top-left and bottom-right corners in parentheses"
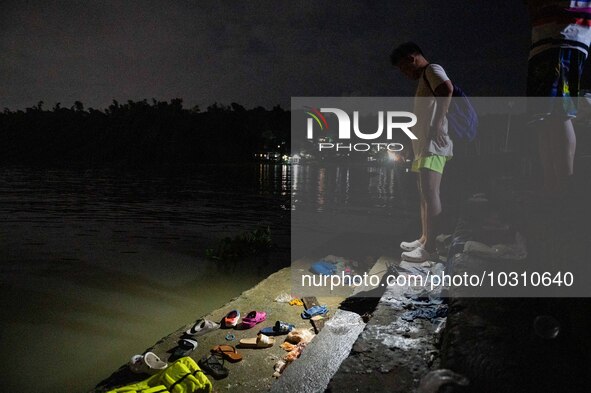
top-left (198, 354), bottom-right (229, 380)
top-left (239, 333), bottom-right (275, 348)
top-left (259, 321), bottom-right (295, 336)
top-left (223, 310), bottom-right (240, 328)
top-left (211, 344), bottom-right (243, 362)
top-left (128, 352), bottom-right (168, 375)
top-left (241, 310), bottom-right (267, 329)
top-left (301, 305), bottom-right (328, 319)
top-left (401, 246), bottom-right (435, 263)
top-left (172, 338), bottom-right (198, 359)
top-left (186, 318), bottom-right (220, 336)
top-left (400, 239), bottom-right (423, 251)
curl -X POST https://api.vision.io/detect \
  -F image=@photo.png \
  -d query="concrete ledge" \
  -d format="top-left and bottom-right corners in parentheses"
top-left (270, 310), bottom-right (366, 393)
top-left (92, 267), bottom-right (346, 393)
top-left (328, 257), bottom-right (442, 393)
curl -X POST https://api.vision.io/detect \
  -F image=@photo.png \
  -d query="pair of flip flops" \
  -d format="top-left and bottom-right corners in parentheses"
top-left (260, 321), bottom-right (295, 336)
top-left (301, 305), bottom-right (328, 319)
top-left (211, 345), bottom-right (242, 362)
top-left (198, 353), bottom-right (228, 380)
top-left (172, 338), bottom-right (198, 359)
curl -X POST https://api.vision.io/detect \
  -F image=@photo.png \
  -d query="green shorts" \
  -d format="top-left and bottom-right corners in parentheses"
top-left (411, 155), bottom-right (449, 174)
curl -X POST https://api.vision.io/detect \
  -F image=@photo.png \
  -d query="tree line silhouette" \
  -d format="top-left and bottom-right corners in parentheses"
top-left (0, 99), bottom-right (290, 167)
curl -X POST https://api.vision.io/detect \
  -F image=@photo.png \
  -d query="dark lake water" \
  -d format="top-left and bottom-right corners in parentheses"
top-left (0, 164), bottom-right (291, 392)
top-left (0, 163), bottom-right (415, 392)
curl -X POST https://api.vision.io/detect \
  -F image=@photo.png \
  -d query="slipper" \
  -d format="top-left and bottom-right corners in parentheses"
top-left (198, 354), bottom-right (229, 380)
top-left (172, 338), bottom-right (198, 358)
top-left (260, 321), bottom-right (295, 336)
top-left (301, 305), bottom-right (328, 319)
top-left (401, 247), bottom-right (435, 263)
top-left (223, 310), bottom-right (240, 328)
top-left (239, 333), bottom-right (275, 348)
top-left (400, 239), bottom-right (423, 252)
top-left (241, 310), bottom-right (267, 329)
top-left (211, 345), bottom-right (243, 362)
top-left (186, 318), bottom-right (220, 336)
top-left (129, 352), bottom-right (168, 375)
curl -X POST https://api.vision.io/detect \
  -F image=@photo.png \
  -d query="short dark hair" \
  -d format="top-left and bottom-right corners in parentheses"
top-left (390, 42), bottom-right (423, 66)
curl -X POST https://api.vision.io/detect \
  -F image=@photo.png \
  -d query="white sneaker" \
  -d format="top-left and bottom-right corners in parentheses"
top-left (401, 246), bottom-right (435, 263)
top-left (400, 239), bottom-right (424, 252)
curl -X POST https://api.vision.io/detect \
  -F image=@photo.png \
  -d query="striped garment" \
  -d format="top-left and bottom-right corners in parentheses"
top-left (529, 0), bottom-right (591, 58)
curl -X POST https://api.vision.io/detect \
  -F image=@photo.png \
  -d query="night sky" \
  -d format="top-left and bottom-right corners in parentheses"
top-left (1, 1), bottom-right (531, 111)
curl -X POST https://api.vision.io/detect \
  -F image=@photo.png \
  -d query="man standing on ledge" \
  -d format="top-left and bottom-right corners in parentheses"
top-left (391, 42), bottom-right (454, 263)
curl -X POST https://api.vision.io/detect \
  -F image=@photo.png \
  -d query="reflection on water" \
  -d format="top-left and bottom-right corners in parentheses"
top-left (291, 163), bottom-right (419, 263)
top-left (0, 164), bottom-right (289, 393)
top-left (291, 163), bottom-right (416, 215)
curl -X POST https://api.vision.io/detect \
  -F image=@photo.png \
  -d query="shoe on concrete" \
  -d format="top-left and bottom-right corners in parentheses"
top-left (400, 239), bottom-right (423, 252)
top-left (401, 246), bottom-right (435, 263)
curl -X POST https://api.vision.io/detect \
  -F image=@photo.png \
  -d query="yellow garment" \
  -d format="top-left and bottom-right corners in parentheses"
top-left (411, 155), bottom-right (449, 174)
top-left (289, 298), bottom-right (303, 306)
top-left (107, 357), bottom-right (212, 393)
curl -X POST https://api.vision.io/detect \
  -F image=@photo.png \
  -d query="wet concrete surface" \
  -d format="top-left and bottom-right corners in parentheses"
top-left (328, 257), bottom-right (444, 393)
top-left (328, 180), bottom-right (591, 393)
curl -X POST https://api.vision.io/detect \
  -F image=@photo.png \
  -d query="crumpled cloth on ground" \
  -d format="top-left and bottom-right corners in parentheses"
top-left (463, 232), bottom-right (527, 260)
top-left (274, 292), bottom-right (293, 303)
top-left (284, 328), bottom-right (315, 344)
top-left (283, 341), bottom-right (308, 362)
top-left (274, 341), bottom-right (310, 378)
top-left (401, 304), bottom-right (448, 322)
top-left (404, 289), bottom-right (444, 305)
top-left (310, 261), bottom-right (337, 275)
top-left (323, 255), bottom-right (358, 273)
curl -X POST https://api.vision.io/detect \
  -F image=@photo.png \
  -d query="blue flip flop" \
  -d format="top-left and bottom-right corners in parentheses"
top-left (259, 321), bottom-right (295, 336)
top-left (301, 305), bottom-right (328, 319)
